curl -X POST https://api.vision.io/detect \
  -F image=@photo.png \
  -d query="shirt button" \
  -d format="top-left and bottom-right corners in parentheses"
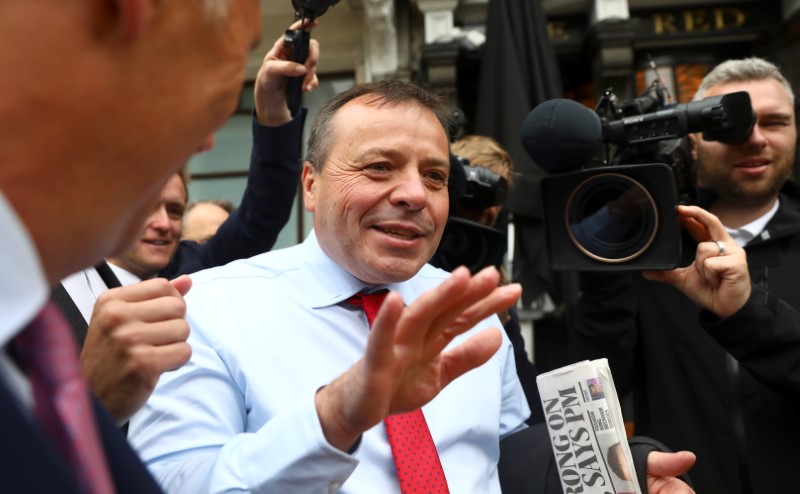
top-left (328, 481), bottom-right (343, 493)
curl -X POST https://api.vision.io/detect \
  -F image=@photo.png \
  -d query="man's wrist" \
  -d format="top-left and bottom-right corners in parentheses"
top-left (254, 98), bottom-right (292, 127)
top-left (314, 383), bottom-right (364, 453)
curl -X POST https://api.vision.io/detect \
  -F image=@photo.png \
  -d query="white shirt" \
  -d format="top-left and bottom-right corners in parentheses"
top-left (61, 263), bottom-right (141, 323)
top-left (129, 231), bottom-right (529, 494)
top-left (0, 190), bottom-right (49, 409)
top-left (725, 199), bottom-right (779, 247)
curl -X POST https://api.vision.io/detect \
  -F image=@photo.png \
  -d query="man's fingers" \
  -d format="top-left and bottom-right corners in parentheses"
top-left (288, 19), bottom-right (319, 32)
top-left (364, 291), bottom-right (406, 368)
top-left (647, 450), bottom-right (697, 477)
top-left (99, 293), bottom-right (187, 325)
top-left (439, 328), bottom-right (503, 386)
top-left (118, 319), bottom-right (190, 347)
top-left (303, 39), bottom-right (320, 92)
top-left (263, 59), bottom-right (307, 80)
top-left (678, 212), bottom-right (710, 243)
top-left (170, 275), bottom-right (192, 296)
top-left (446, 283), bottom-right (521, 334)
top-left (399, 266), bottom-right (500, 345)
top-left (678, 205), bottom-right (733, 245)
top-left (96, 277), bottom-right (182, 305)
top-left (143, 341), bottom-right (193, 374)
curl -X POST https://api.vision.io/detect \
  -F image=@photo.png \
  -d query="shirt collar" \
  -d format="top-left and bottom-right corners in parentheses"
top-left (300, 230), bottom-right (408, 309)
top-left (0, 190), bottom-right (49, 347)
top-left (725, 198), bottom-right (780, 247)
top-left (107, 262), bottom-right (143, 286)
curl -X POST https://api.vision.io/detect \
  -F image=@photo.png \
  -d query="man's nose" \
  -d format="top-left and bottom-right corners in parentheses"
top-left (390, 171), bottom-right (428, 210)
top-left (742, 123), bottom-right (768, 148)
top-left (149, 206), bottom-right (172, 231)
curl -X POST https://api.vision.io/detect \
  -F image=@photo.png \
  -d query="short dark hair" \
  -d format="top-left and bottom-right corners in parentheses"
top-left (305, 80), bottom-right (453, 169)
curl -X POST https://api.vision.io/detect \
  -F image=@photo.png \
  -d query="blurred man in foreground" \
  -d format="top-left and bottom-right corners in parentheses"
top-left (0, 0), bottom-right (263, 491)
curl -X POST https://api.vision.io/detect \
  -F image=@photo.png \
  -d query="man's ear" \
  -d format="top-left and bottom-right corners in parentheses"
top-left (301, 162), bottom-right (317, 212)
top-left (110, 0), bottom-right (151, 39)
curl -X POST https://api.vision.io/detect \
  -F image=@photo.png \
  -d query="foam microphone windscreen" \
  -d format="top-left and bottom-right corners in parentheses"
top-left (520, 99), bottom-right (603, 173)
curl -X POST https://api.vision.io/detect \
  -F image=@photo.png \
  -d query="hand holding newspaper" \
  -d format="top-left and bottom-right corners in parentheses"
top-left (537, 359), bottom-right (640, 494)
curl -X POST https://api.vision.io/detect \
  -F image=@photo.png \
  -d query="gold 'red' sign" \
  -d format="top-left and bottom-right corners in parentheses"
top-left (651, 7), bottom-right (747, 35)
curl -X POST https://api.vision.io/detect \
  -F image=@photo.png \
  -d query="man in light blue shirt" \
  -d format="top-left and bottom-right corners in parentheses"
top-left (130, 80), bottom-right (696, 493)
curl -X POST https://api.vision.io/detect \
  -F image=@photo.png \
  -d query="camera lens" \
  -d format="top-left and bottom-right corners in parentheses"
top-left (565, 173), bottom-right (658, 263)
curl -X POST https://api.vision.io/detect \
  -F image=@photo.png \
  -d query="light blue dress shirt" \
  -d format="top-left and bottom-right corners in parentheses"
top-left (129, 231), bottom-right (530, 493)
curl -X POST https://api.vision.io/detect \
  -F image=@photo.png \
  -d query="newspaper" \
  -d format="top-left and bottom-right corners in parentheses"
top-left (536, 359), bottom-right (641, 494)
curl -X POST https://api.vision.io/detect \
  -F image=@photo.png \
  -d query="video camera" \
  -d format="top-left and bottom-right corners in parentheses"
top-left (429, 146), bottom-right (510, 273)
top-left (521, 79), bottom-right (755, 271)
top-left (284, 0), bottom-right (340, 114)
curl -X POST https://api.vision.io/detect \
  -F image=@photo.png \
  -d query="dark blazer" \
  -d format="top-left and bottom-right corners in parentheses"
top-left (160, 111), bottom-right (306, 279)
top-left (0, 380), bottom-right (162, 493)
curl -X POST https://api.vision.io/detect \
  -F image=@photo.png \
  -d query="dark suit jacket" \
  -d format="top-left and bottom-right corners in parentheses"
top-left (160, 110), bottom-right (306, 279)
top-left (0, 379), bottom-right (162, 493)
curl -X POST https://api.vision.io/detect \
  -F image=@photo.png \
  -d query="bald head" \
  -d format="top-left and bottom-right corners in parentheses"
top-left (182, 201), bottom-right (232, 243)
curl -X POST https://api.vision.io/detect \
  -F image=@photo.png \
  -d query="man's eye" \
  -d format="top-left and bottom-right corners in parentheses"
top-left (366, 162), bottom-right (390, 172)
top-left (167, 206), bottom-right (185, 218)
top-left (426, 171), bottom-right (448, 184)
top-left (424, 171), bottom-right (448, 189)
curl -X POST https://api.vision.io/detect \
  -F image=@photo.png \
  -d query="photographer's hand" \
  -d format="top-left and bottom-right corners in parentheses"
top-left (642, 205), bottom-right (750, 319)
top-left (253, 19), bottom-right (320, 127)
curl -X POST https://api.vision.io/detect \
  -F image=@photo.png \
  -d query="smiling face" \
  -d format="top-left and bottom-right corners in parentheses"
top-left (692, 78), bottom-right (797, 216)
top-left (107, 174), bottom-right (187, 279)
top-left (302, 97), bottom-right (451, 285)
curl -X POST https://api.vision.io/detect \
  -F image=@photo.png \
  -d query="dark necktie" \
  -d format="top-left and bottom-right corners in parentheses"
top-left (347, 291), bottom-right (450, 494)
top-left (13, 301), bottom-right (115, 494)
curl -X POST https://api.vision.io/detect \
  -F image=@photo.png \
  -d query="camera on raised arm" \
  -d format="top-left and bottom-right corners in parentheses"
top-left (521, 79), bottom-right (755, 271)
top-left (283, 0), bottom-right (340, 114)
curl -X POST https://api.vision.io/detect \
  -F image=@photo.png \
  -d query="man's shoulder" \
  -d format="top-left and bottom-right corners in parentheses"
top-left (188, 243), bottom-right (303, 289)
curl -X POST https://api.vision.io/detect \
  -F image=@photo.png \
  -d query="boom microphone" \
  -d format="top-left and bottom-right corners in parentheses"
top-left (520, 99), bottom-right (603, 174)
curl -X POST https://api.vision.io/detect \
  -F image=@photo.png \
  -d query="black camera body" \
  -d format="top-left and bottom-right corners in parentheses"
top-left (291, 0), bottom-right (339, 20)
top-left (430, 154), bottom-right (509, 273)
top-left (523, 82), bottom-right (755, 271)
top-left (454, 156), bottom-right (509, 210)
top-left (541, 163), bottom-right (681, 271)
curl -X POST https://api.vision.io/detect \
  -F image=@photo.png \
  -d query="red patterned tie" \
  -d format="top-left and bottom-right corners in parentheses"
top-left (13, 301), bottom-right (115, 494)
top-left (347, 292), bottom-right (450, 494)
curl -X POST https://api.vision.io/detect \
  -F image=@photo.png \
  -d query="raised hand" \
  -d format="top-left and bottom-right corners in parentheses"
top-left (642, 205), bottom-right (751, 319)
top-left (315, 266), bottom-right (522, 451)
top-left (253, 19), bottom-right (320, 126)
top-left (80, 276), bottom-right (192, 423)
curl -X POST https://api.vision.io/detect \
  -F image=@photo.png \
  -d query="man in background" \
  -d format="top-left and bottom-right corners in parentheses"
top-left (572, 57), bottom-right (799, 494)
top-left (183, 199), bottom-right (235, 243)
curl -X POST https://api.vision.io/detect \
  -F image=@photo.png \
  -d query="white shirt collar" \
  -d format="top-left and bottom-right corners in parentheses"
top-left (107, 262), bottom-right (143, 286)
top-left (725, 198), bottom-right (780, 247)
top-left (300, 230), bottom-right (420, 309)
top-left (0, 190), bottom-right (48, 347)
